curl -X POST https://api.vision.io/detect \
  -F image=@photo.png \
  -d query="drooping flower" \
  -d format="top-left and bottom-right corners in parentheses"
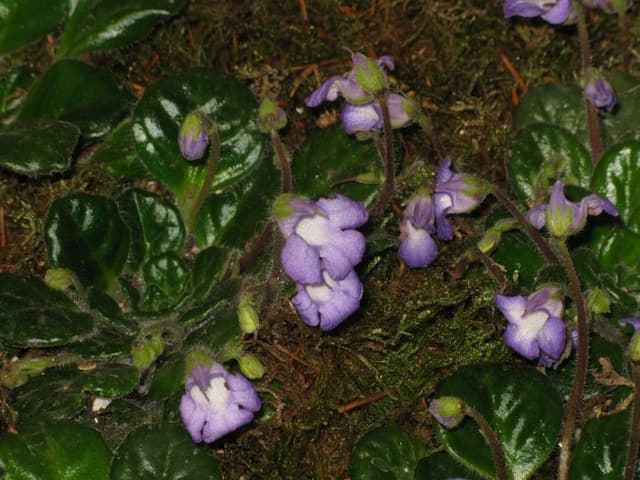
top-left (340, 93), bottom-right (417, 134)
top-left (584, 79), bottom-right (617, 113)
top-left (180, 362), bottom-right (261, 443)
top-left (291, 270), bottom-right (364, 331)
top-left (178, 111), bottom-right (210, 161)
top-left (429, 396), bottom-right (466, 429)
top-left (527, 181), bottom-right (618, 237)
top-left (495, 287), bottom-right (567, 365)
top-left (399, 194), bottom-right (437, 268)
top-left (277, 194), bottom-right (369, 284)
top-left (503, 0), bottom-right (574, 24)
top-left (434, 157), bottom-right (490, 240)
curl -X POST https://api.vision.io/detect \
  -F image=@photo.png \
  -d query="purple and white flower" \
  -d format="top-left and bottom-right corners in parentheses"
top-left (584, 79), bottom-right (617, 113)
top-left (278, 195), bottom-right (368, 284)
top-left (399, 194), bottom-right (437, 268)
top-left (434, 157), bottom-right (490, 240)
top-left (504, 0), bottom-right (574, 24)
top-left (180, 362), bottom-right (261, 443)
top-left (292, 270), bottom-right (364, 331)
top-left (527, 181), bottom-right (618, 237)
top-left (495, 287), bottom-right (567, 364)
top-left (340, 93), bottom-right (416, 134)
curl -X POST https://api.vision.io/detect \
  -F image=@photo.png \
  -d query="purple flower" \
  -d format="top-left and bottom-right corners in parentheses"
top-left (429, 396), bottom-right (466, 429)
top-left (399, 194), bottom-right (437, 268)
top-left (504, 0), bottom-right (574, 24)
top-left (496, 287), bottom-right (567, 364)
top-left (305, 53), bottom-right (394, 108)
top-left (584, 79), bottom-right (617, 113)
top-left (178, 111), bottom-right (209, 161)
top-left (278, 195), bottom-right (368, 284)
top-left (527, 181), bottom-right (618, 237)
top-left (291, 270), bottom-right (363, 331)
top-left (340, 93), bottom-right (416, 134)
top-left (434, 157), bottom-right (490, 240)
top-left (180, 363), bottom-right (261, 443)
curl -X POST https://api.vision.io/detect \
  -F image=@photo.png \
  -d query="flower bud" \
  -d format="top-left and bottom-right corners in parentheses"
top-left (630, 331), bottom-right (640, 363)
top-left (584, 79), bottom-right (617, 113)
top-left (44, 268), bottom-right (76, 291)
top-left (237, 354), bottom-right (265, 380)
top-left (238, 297), bottom-right (260, 334)
top-left (585, 288), bottom-right (610, 314)
top-left (178, 111), bottom-right (210, 161)
top-left (429, 396), bottom-right (466, 429)
top-left (131, 334), bottom-right (164, 370)
top-left (258, 98), bottom-right (287, 133)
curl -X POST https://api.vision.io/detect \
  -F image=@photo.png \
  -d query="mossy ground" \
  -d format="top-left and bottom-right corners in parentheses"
top-left (0, 1), bottom-right (635, 478)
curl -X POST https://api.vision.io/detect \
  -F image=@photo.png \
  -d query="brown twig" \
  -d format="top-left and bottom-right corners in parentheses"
top-left (338, 391), bottom-right (387, 413)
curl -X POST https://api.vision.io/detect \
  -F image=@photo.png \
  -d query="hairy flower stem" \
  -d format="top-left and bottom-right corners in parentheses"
top-left (271, 129), bottom-right (292, 193)
top-left (624, 364), bottom-right (640, 480)
top-left (619, 10), bottom-right (631, 72)
top-left (556, 240), bottom-right (589, 480)
top-left (464, 406), bottom-right (509, 480)
top-left (185, 127), bottom-right (220, 235)
top-left (491, 186), bottom-right (560, 264)
top-left (373, 92), bottom-right (396, 214)
top-left (575, 3), bottom-right (603, 164)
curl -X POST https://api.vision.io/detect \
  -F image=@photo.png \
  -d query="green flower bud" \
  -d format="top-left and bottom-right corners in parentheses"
top-left (258, 98), bottom-right (287, 133)
top-left (184, 348), bottom-right (215, 379)
top-left (238, 297), bottom-right (260, 334)
top-left (237, 354), bottom-right (265, 380)
top-left (586, 288), bottom-right (610, 314)
top-left (44, 268), bottom-right (76, 291)
top-left (131, 334), bottom-right (165, 370)
top-left (428, 396), bottom-right (466, 429)
top-left (630, 331), bottom-right (640, 363)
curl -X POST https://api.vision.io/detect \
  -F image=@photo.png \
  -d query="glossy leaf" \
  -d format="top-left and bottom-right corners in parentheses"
top-left (18, 60), bottom-right (132, 141)
top-left (80, 363), bottom-right (139, 398)
top-left (349, 424), bottom-right (427, 480)
top-left (148, 354), bottom-right (185, 401)
top-left (131, 68), bottom-right (265, 205)
top-left (117, 188), bottom-right (185, 271)
top-left (110, 424), bottom-right (222, 480)
top-left (140, 252), bottom-right (188, 310)
top-left (0, 273), bottom-right (94, 347)
top-left (90, 119), bottom-right (148, 179)
top-left (57, 0), bottom-right (186, 58)
top-left (0, 119), bottom-right (79, 176)
top-left (191, 246), bottom-right (230, 302)
top-left (45, 193), bottom-right (130, 289)
top-left (507, 124), bottom-right (592, 202)
top-left (490, 230), bottom-right (545, 290)
top-left (591, 141), bottom-right (640, 228)
top-left (589, 225), bottom-right (640, 273)
top-left (435, 363), bottom-right (562, 480)
top-left (67, 328), bottom-right (134, 361)
top-left (293, 124), bottom-right (380, 206)
top-left (0, 0), bottom-right (68, 54)
top-left (513, 82), bottom-right (588, 148)
top-left (0, 422), bottom-right (111, 480)
top-left (568, 410), bottom-right (634, 480)
top-left (414, 453), bottom-right (483, 480)
top-left (194, 158), bottom-right (279, 249)
top-left (87, 287), bottom-right (139, 335)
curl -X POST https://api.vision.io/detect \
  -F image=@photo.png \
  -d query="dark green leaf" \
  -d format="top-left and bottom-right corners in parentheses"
top-left (491, 230), bottom-right (545, 290)
top-left (435, 363), bottom-right (563, 480)
top-left (184, 305), bottom-right (240, 353)
top-left (131, 68), bottom-right (265, 205)
top-left (191, 246), bottom-right (230, 302)
top-left (0, 273), bottom-right (94, 347)
top-left (1, 66), bottom-right (34, 115)
top-left (110, 424), bottom-right (222, 480)
top-left (569, 410), bottom-right (634, 479)
top-left (80, 363), bottom-right (139, 398)
top-left (117, 189), bottom-right (185, 271)
top-left (67, 328), bottom-right (134, 361)
top-left (590, 225), bottom-right (640, 273)
top-left (194, 157), bottom-right (279, 249)
top-left (141, 253), bottom-right (188, 311)
top-left (57, 0), bottom-right (186, 58)
top-left (0, 119), bottom-right (79, 176)
top-left (513, 83), bottom-right (588, 147)
top-left (0, 422), bottom-right (111, 480)
top-left (45, 193), bottom-right (130, 289)
top-left (18, 60), bottom-right (132, 141)
top-left (590, 141), bottom-right (640, 229)
top-left (349, 424), bottom-right (427, 480)
top-left (601, 72), bottom-right (640, 147)
top-left (87, 287), bottom-right (139, 335)
top-left (293, 124), bottom-right (380, 206)
top-left (507, 124), bottom-right (592, 202)
top-left (148, 354), bottom-right (185, 401)
top-left (0, 0), bottom-right (68, 54)
top-left (414, 453), bottom-right (483, 480)
top-left (90, 120), bottom-right (149, 179)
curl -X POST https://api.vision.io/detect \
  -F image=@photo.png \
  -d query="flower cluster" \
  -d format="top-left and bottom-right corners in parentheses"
top-left (276, 194), bottom-right (368, 330)
top-left (495, 287), bottom-right (567, 367)
top-left (503, 0), bottom-right (574, 24)
top-left (527, 180), bottom-right (618, 237)
top-left (305, 52), bottom-right (417, 135)
top-left (399, 157), bottom-right (489, 268)
top-left (180, 362), bottom-right (261, 443)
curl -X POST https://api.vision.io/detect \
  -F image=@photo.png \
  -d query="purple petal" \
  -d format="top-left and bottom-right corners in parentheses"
top-left (201, 407), bottom-right (254, 443)
top-left (305, 76), bottom-right (345, 107)
top-left (527, 204), bottom-right (547, 229)
top-left (537, 316), bottom-right (566, 359)
top-left (436, 156), bottom-right (455, 185)
top-left (179, 394), bottom-right (206, 443)
top-left (315, 271), bottom-right (363, 330)
top-left (620, 317), bottom-right (640, 331)
top-left (341, 102), bottom-right (381, 134)
top-left (385, 93), bottom-right (414, 128)
top-left (377, 55), bottom-right (395, 71)
top-left (495, 293), bottom-right (527, 325)
top-left (281, 234), bottom-right (323, 284)
top-left (504, 0), bottom-right (547, 18)
top-left (541, 0), bottom-right (574, 23)
top-left (584, 79), bottom-right (617, 112)
top-left (399, 221), bottom-right (437, 268)
top-left (319, 231), bottom-right (364, 281)
top-left (525, 287), bottom-right (563, 318)
top-left (582, 194), bottom-right (619, 217)
top-left (226, 373), bottom-right (262, 412)
top-left (292, 287), bottom-right (321, 327)
top-left (504, 323), bottom-right (540, 360)
top-left (434, 191), bottom-right (454, 240)
top-left (404, 195), bottom-right (435, 231)
top-left (316, 195), bottom-right (369, 229)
